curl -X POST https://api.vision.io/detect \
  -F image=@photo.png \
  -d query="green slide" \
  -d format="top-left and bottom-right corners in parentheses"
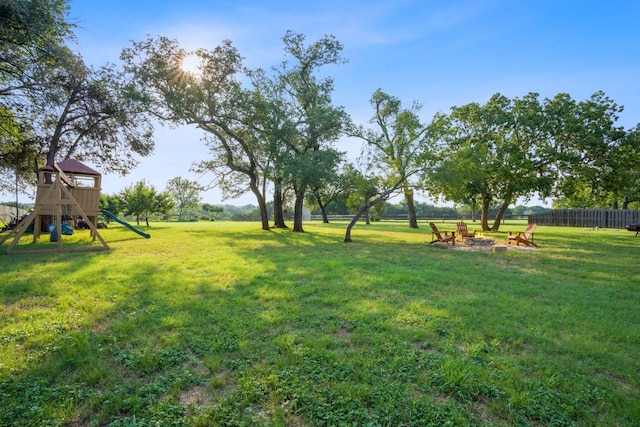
top-left (100, 209), bottom-right (150, 239)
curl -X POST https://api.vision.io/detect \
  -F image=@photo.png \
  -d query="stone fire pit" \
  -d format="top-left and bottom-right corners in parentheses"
top-left (431, 235), bottom-right (539, 252)
top-left (465, 237), bottom-right (495, 246)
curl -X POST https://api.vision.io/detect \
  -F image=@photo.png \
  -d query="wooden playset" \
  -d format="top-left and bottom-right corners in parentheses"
top-left (1, 159), bottom-right (109, 254)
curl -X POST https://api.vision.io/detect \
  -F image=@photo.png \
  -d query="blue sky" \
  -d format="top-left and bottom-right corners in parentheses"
top-left (7, 1), bottom-right (640, 206)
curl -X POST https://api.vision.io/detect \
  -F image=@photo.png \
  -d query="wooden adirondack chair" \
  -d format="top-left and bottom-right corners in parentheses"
top-left (429, 222), bottom-right (455, 245)
top-left (456, 221), bottom-right (476, 242)
top-left (508, 223), bottom-right (538, 247)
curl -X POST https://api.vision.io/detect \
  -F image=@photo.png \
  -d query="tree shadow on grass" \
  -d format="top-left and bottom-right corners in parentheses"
top-left (1, 224), bottom-right (639, 425)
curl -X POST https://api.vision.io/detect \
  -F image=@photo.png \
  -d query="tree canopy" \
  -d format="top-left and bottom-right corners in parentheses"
top-left (120, 180), bottom-right (174, 226)
top-left (122, 36), bottom-right (274, 230)
top-left (544, 91), bottom-right (633, 209)
top-left (33, 47), bottom-right (154, 172)
top-left (425, 91), bottom-right (638, 230)
top-left (1, 0), bottom-right (155, 193)
top-left (351, 89), bottom-right (431, 228)
top-left (121, 31), bottom-right (349, 232)
top-left (0, 0), bottom-right (73, 97)
top-left (273, 31), bottom-right (349, 232)
top-left (1, 0), bottom-right (73, 189)
top-left (5, 5), bottom-right (639, 238)
top-left (166, 176), bottom-right (201, 219)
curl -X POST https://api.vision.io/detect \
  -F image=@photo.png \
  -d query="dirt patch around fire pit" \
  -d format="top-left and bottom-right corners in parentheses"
top-left (431, 241), bottom-right (540, 252)
top-left (449, 243), bottom-right (539, 252)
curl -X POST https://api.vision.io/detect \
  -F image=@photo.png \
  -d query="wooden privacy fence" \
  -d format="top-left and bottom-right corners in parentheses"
top-left (528, 209), bottom-right (640, 229)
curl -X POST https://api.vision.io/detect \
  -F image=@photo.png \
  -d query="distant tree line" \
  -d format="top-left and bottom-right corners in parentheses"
top-left (226, 201), bottom-right (549, 223)
top-left (310, 201), bottom-right (548, 221)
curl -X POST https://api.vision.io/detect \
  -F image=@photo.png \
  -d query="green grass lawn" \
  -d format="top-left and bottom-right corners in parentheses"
top-left (1, 220), bottom-right (638, 426)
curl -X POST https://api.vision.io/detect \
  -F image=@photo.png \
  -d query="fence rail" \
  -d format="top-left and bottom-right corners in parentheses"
top-left (309, 214), bottom-right (458, 222)
top-left (310, 214), bottom-right (530, 222)
top-left (528, 209), bottom-right (640, 229)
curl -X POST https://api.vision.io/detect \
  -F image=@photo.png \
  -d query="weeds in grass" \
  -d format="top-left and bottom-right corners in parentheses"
top-left (1, 221), bottom-right (639, 425)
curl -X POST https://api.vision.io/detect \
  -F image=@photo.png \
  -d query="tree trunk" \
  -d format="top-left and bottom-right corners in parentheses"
top-left (364, 198), bottom-right (370, 225)
top-left (490, 199), bottom-right (511, 231)
top-left (249, 179), bottom-right (270, 231)
top-left (344, 208), bottom-right (365, 242)
top-left (480, 194), bottom-right (491, 231)
top-left (316, 194), bottom-right (329, 223)
top-left (345, 179), bottom-right (405, 242)
top-left (272, 180), bottom-right (287, 228)
top-left (623, 196), bottom-right (640, 209)
top-left (404, 183), bottom-right (418, 228)
top-left (471, 197), bottom-right (477, 222)
top-left (46, 87), bottom-right (79, 166)
top-left (293, 189), bottom-right (305, 232)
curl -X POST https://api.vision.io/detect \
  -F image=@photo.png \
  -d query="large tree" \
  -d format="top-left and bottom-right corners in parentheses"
top-left (428, 93), bottom-right (554, 231)
top-left (543, 91), bottom-right (632, 208)
top-left (351, 89), bottom-right (430, 228)
top-left (306, 162), bottom-right (353, 223)
top-left (241, 66), bottom-right (295, 229)
top-left (607, 127), bottom-right (640, 209)
top-left (343, 164), bottom-right (408, 242)
top-left (165, 176), bottom-right (201, 220)
top-left (2, 1), bottom-right (155, 189)
top-left (122, 36), bottom-right (273, 231)
top-left (261, 31), bottom-right (349, 232)
top-left (29, 47), bottom-right (155, 172)
top-left (0, 0), bottom-right (73, 187)
top-left (0, 109), bottom-right (39, 194)
top-left (0, 0), bottom-right (73, 98)
top-left (120, 180), bottom-right (174, 226)
top-left (122, 32), bottom-right (349, 233)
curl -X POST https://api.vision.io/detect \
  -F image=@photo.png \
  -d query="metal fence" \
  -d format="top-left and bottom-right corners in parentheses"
top-left (528, 209), bottom-right (640, 229)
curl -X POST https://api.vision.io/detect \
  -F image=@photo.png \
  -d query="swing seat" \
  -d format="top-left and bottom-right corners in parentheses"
top-left (48, 223), bottom-right (74, 236)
